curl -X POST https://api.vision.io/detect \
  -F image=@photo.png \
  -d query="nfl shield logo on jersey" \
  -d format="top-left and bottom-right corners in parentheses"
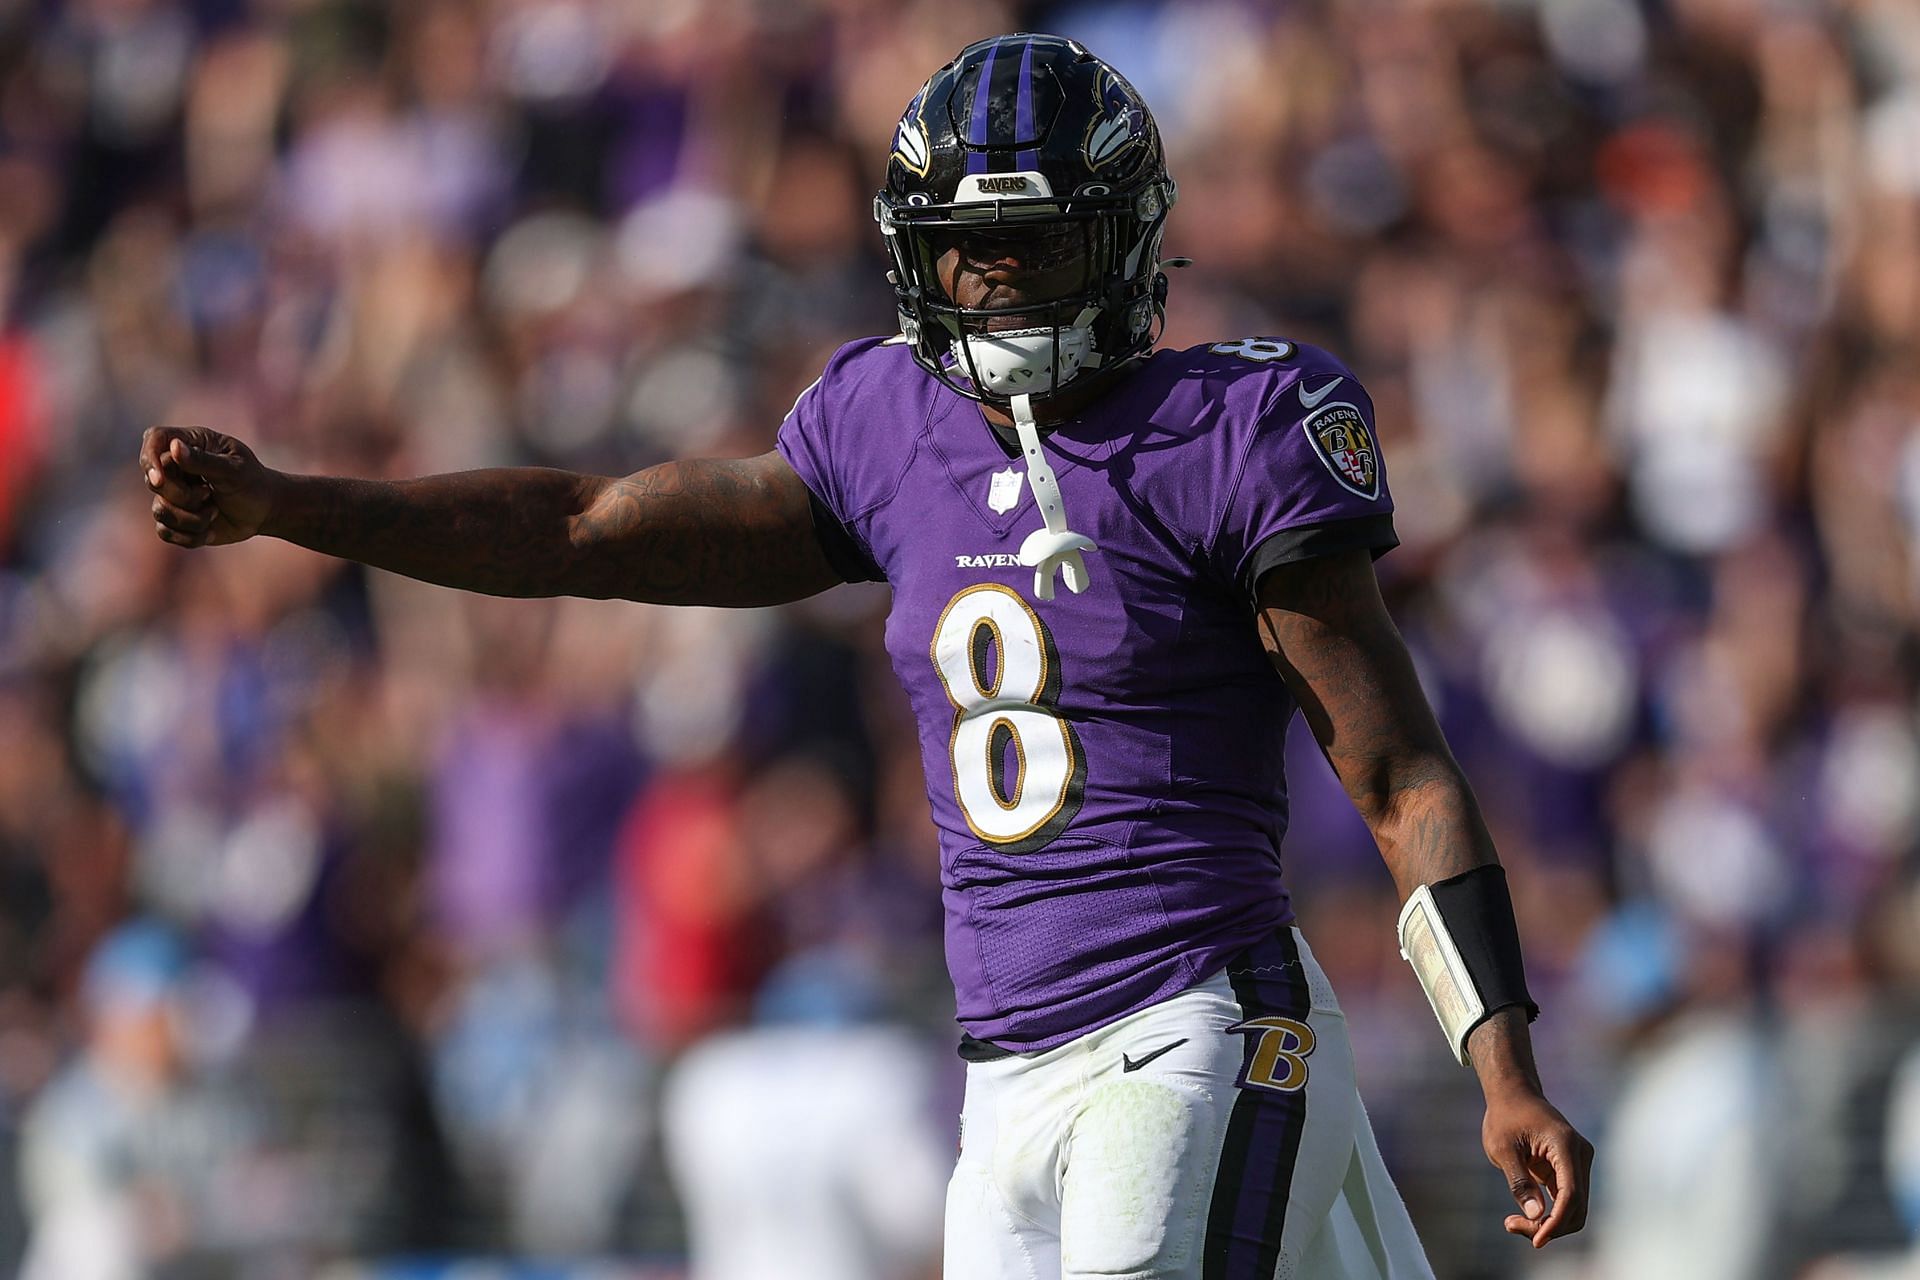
top-left (988, 467), bottom-right (1023, 514)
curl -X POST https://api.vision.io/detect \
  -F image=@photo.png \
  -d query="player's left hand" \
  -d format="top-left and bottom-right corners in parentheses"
top-left (1482, 1087), bottom-right (1593, 1248)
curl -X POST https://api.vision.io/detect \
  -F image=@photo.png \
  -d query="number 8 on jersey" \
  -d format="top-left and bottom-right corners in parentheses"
top-left (931, 584), bottom-right (1086, 851)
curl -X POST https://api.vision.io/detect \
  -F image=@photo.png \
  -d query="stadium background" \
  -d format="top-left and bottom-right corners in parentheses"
top-left (1, 0), bottom-right (1918, 1276)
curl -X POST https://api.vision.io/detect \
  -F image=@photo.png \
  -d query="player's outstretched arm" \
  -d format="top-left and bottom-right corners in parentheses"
top-left (1254, 549), bottom-right (1594, 1249)
top-left (139, 426), bottom-right (846, 607)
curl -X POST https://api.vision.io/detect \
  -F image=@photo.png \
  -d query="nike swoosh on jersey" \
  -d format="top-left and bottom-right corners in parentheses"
top-left (1298, 376), bottom-right (1343, 410)
top-left (1121, 1038), bottom-right (1189, 1072)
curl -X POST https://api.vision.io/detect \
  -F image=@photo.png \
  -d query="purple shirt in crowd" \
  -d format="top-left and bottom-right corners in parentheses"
top-left (778, 337), bottom-right (1396, 1050)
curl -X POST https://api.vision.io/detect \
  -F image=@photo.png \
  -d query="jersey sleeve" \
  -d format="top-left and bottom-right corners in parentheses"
top-left (775, 344), bottom-right (887, 584)
top-left (1210, 361), bottom-right (1398, 599)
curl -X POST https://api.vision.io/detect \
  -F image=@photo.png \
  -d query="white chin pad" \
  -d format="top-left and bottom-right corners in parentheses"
top-left (954, 323), bottom-right (1094, 396)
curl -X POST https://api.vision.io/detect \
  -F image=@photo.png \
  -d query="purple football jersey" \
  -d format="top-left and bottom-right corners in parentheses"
top-left (778, 337), bottom-right (1395, 1051)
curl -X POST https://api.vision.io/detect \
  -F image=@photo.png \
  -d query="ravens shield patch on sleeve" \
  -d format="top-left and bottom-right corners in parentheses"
top-left (1303, 402), bottom-right (1380, 500)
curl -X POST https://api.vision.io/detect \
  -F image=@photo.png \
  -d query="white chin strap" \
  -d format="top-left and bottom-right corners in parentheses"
top-left (1009, 393), bottom-right (1097, 599)
top-left (952, 308), bottom-right (1101, 398)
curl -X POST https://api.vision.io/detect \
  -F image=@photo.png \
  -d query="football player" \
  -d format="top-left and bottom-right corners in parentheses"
top-left (142, 34), bottom-right (1591, 1279)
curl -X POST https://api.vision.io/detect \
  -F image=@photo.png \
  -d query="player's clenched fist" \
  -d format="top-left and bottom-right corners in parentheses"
top-left (139, 426), bottom-right (276, 548)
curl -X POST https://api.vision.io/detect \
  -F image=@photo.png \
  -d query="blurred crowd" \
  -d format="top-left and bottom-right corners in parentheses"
top-left (1, 0), bottom-right (1919, 1276)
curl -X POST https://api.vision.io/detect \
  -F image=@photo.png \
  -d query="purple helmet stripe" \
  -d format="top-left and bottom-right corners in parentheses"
top-left (966, 39), bottom-right (1000, 174)
top-left (1015, 38), bottom-right (1039, 171)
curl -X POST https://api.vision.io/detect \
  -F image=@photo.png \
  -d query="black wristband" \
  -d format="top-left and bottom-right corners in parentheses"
top-left (1427, 865), bottom-right (1538, 1032)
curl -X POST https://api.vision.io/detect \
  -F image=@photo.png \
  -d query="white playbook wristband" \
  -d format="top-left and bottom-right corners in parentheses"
top-left (1397, 884), bottom-right (1487, 1066)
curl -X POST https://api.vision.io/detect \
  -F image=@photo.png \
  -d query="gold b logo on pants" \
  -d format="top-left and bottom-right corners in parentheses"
top-left (1227, 1016), bottom-right (1316, 1092)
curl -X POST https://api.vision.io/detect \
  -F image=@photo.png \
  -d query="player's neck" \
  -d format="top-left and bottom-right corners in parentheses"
top-left (975, 364), bottom-right (1137, 432)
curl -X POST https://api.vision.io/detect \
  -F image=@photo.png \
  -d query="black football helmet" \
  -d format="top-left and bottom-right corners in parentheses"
top-left (875, 35), bottom-right (1176, 404)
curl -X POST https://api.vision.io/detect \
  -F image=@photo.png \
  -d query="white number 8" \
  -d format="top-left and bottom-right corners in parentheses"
top-left (931, 584), bottom-right (1085, 849)
top-left (1209, 337), bottom-right (1296, 362)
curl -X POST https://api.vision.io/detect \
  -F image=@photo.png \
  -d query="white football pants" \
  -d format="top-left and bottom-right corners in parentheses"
top-left (943, 927), bottom-right (1435, 1280)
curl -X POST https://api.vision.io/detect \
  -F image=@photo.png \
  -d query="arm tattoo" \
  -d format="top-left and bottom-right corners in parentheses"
top-left (267, 452), bottom-right (845, 607)
top-left (566, 455), bottom-right (846, 606)
top-left (1254, 550), bottom-right (1498, 898)
top-left (1259, 550), bottom-right (1547, 1093)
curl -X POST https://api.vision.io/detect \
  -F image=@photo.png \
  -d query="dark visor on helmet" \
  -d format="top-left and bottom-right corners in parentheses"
top-left (913, 223), bottom-right (1102, 312)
